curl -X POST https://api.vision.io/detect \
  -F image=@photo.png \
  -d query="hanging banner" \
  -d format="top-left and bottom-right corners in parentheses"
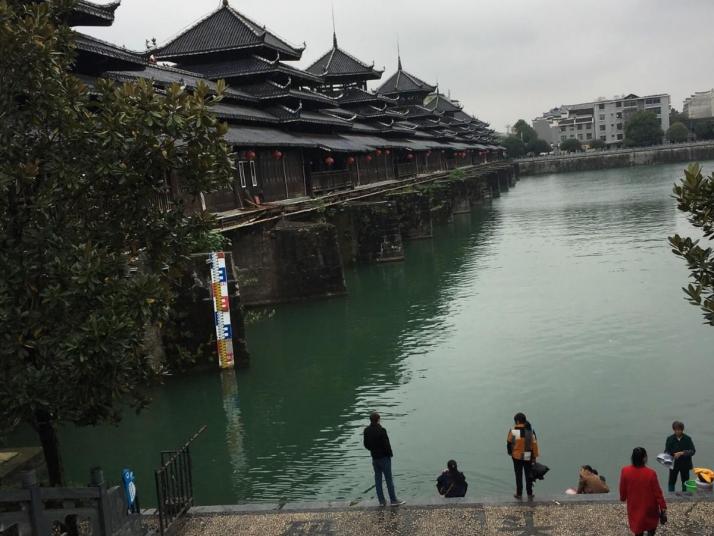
top-left (210, 252), bottom-right (235, 369)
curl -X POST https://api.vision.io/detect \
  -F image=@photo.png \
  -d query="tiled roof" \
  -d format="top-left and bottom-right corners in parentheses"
top-left (350, 104), bottom-right (405, 119)
top-left (188, 56), bottom-right (322, 85)
top-left (155, 4), bottom-right (304, 62)
top-left (338, 87), bottom-right (397, 106)
top-left (305, 36), bottom-right (382, 81)
top-left (74, 32), bottom-right (145, 66)
top-left (68, 1), bottom-right (120, 27)
top-left (423, 93), bottom-right (463, 113)
top-left (103, 65), bottom-right (256, 102)
top-left (266, 106), bottom-right (353, 127)
top-left (210, 102), bottom-right (278, 123)
top-left (400, 105), bottom-right (440, 120)
top-left (240, 81), bottom-right (337, 106)
top-left (377, 61), bottom-right (436, 96)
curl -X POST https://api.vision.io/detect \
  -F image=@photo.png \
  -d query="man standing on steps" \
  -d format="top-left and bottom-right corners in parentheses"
top-left (507, 412), bottom-right (539, 500)
top-left (363, 412), bottom-right (405, 506)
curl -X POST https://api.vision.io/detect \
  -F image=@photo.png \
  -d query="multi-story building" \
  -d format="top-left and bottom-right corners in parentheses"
top-left (683, 90), bottom-right (714, 119)
top-left (533, 94), bottom-right (670, 148)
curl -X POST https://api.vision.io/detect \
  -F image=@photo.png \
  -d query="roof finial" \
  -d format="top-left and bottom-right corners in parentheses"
top-left (222, 0), bottom-right (229, 6)
top-left (397, 36), bottom-right (402, 70)
top-left (331, 2), bottom-right (338, 48)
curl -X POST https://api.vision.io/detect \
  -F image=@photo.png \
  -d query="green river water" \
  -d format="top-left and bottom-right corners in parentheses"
top-left (8, 161), bottom-right (714, 505)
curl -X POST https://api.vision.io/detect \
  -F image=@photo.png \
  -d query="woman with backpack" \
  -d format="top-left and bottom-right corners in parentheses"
top-left (436, 460), bottom-right (468, 498)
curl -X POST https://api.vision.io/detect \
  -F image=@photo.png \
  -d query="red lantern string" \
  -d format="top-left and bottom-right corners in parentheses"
top-left (406, 153), bottom-right (414, 161)
top-left (346, 156), bottom-right (355, 165)
top-left (325, 156), bottom-right (335, 166)
top-left (365, 154), bottom-right (373, 162)
top-left (375, 149), bottom-right (383, 157)
top-left (272, 149), bottom-right (283, 160)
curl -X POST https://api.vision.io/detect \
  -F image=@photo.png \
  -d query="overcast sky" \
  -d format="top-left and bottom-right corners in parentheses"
top-left (82, 0), bottom-right (714, 133)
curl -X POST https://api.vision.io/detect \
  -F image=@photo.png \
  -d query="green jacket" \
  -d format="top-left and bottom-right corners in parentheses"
top-left (665, 433), bottom-right (696, 471)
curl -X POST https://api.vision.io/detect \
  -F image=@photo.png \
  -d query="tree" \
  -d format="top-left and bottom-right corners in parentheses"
top-left (512, 119), bottom-right (538, 145)
top-left (0, 1), bottom-right (234, 485)
top-left (670, 108), bottom-right (686, 126)
top-left (590, 139), bottom-right (606, 150)
top-left (501, 135), bottom-right (526, 158)
top-left (692, 120), bottom-right (714, 141)
top-left (669, 164), bottom-right (714, 325)
top-left (624, 111), bottom-right (664, 147)
top-left (560, 138), bottom-right (582, 152)
top-left (667, 122), bottom-right (690, 143)
top-left (526, 138), bottom-right (551, 155)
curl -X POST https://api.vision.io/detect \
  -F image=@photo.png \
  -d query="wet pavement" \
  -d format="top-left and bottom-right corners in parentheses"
top-left (172, 495), bottom-right (714, 535)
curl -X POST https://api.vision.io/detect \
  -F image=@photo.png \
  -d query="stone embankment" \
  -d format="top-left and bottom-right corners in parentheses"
top-left (169, 494), bottom-right (714, 535)
top-left (218, 162), bottom-right (517, 307)
top-left (517, 141), bottom-right (714, 176)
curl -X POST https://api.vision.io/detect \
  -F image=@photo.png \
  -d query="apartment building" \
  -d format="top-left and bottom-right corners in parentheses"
top-left (533, 94), bottom-right (670, 147)
top-left (683, 90), bottom-right (714, 119)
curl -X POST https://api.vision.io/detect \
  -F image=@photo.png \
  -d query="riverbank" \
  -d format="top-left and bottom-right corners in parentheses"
top-left (516, 141), bottom-right (714, 176)
top-left (166, 494), bottom-right (714, 535)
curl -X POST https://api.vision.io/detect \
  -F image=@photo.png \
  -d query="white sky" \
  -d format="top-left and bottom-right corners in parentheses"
top-left (81, 0), bottom-right (714, 133)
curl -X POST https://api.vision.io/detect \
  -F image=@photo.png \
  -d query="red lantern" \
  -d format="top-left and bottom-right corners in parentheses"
top-left (272, 149), bottom-right (283, 160)
top-left (325, 156), bottom-right (335, 167)
top-left (246, 150), bottom-right (256, 161)
top-left (406, 153), bottom-right (414, 161)
top-left (385, 149), bottom-right (391, 156)
top-left (375, 148), bottom-right (382, 156)
top-left (365, 154), bottom-right (373, 162)
top-left (346, 156), bottom-right (355, 165)
top-left (426, 150), bottom-right (432, 157)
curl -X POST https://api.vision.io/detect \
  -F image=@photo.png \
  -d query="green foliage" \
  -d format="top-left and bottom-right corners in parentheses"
top-left (527, 138), bottom-right (551, 155)
top-left (670, 108), bottom-right (686, 126)
top-left (667, 122), bottom-right (690, 143)
top-left (0, 0), bottom-right (234, 439)
top-left (501, 136), bottom-right (526, 158)
top-left (692, 120), bottom-right (714, 141)
top-left (559, 138), bottom-right (582, 152)
top-left (624, 111), bottom-right (664, 147)
top-left (589, 139), bottom-right (605, 150)
top-left (513, 119), bottom-right (538, 145)
top-left (449, 169), bottom-right (466, 180)
top-left (670, 164), bottom-right (714, 325)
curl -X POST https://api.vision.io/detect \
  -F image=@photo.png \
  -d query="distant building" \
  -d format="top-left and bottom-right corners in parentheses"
top-left (683, 90), bottom-right (714, 119)
top-left (533, 94), bottom-right (671, 148)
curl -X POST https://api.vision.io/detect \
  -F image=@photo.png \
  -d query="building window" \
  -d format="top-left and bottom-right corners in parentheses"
top-left (570, 134), bottom-right (575, 139)
top-left (599, 125), bottom-right (606, 131)
top-left (617, 134), bottom-right (623, 140)
top-left (238, 161), bottom-right (248, 188)
top-left (598, 103), bottom-right (605, 109)
top-left (577, 124), bottom-right (582, 130)
top-left (617, 123), bottom-right (623, 130)
top-left (616, 112), bottom-right (622, 119)
top-left (578, 134), bottom-right (583, 140)
top-left (561, 135), bottom-right (567, 141)
top-left (586, 133), bottom-right (593, 140)
top-left (599, 114), bottom-right (605, 120)
top-left (600, 135), bottom-right (606, 141)
top-left (648, 107), bottom-right (661, 115)
top-left (560, 126), bottom-right (566, 132)
top-left (616, 101), bottom-right (622, 108)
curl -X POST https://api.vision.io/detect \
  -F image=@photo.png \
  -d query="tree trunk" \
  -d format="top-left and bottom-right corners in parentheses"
top-left (33, 410), bottom-right (64, 486)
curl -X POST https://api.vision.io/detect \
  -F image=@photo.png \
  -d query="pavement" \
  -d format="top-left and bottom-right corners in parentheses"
top-left (169, 494), bottom-right (714, 535)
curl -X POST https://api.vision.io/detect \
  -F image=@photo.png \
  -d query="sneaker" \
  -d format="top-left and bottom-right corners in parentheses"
top-left (389, 500), bottom-right (406, 506)
top-left (513, 494), bottom-right (522, 500)
top-left (379, 502), bottom-right (387, 507)
top-left (527, 494), bottom-right (535, 500)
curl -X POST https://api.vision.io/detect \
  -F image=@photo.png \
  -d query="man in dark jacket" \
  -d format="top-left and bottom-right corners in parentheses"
top-left (363, 412), bottom-right (405, 506)
top-left (665, 420), bottom-right (696, 492)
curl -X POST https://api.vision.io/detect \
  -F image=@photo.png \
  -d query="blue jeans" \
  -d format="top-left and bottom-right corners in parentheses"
top-left (372, 456), bottom-right (397, 504)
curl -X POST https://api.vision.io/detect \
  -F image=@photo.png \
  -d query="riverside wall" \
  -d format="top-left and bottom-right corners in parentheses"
top-left (516, 142), bottom-right (714, 176)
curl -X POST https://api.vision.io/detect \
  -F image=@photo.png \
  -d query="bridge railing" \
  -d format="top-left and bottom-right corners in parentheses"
top-left (515, 140), bottom-right (714, 163)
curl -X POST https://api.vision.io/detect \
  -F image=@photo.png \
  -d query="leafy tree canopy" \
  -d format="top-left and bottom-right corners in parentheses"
top-left (670, 164), bottom-right (714, 325)
top-left (560, 138), bottom-right (582, 152)
top-left (692, 120), bottom-right (714, 141)
top-left (526, 138), bottom-right (551, 155)
top-left (624, 111), bottom-right (664, 147)
top-left (0, 0), bottom-right (234, 483)
top-left (501, 136), bottom-right (526, 158)
top-left (513, 119), bottom-right (539, 145)
top-left (667, 122), bottom-right (690, 143)
top-left (590, 139), bottom-right (606, 150)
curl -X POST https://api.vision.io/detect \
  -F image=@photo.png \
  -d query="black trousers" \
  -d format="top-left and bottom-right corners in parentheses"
top-left (668, 466), bottom-right (689, 491)
top-left (512, 458), bottom-right (533, 496)
top-left (634, 531), bottom-right (656, 536)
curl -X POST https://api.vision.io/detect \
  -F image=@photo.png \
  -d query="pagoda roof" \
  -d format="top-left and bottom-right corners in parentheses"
top-left (103, 64), bottom-right (255, 102)
top-left (240, 81), bottom-right (338, 106)
top-left (305, 34), bottom-right (382, 81)
top-left (68, 1), bottom-right (120, 27)
top-left (155, 2), bottom-right (304, 62)
top-left (349, 104), bottom-right (407, 120)
top-left (424, 93), bottom-right (463, 114)
top-left (210, 102), bottom-right (279, 124)
top-left (399, 104), bottom-right (441, 120)
top-left (188, 55), bottom-right (322, 85)
top-left (266, 105), bottom-right (353, 127)
top-left (74, 32), bottom-right (145, 70)
top-left (338, 87), bottom-right (397, 106)
top-left (377, 58), bottom-right (436, 96)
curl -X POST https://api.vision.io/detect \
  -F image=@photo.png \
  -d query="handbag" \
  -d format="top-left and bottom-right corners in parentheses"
top-left (529, 461), bottom-right (550, 481)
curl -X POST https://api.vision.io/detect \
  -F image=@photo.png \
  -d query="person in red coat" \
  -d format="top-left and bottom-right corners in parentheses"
top-left (619, 447), bottom-right (667, 536)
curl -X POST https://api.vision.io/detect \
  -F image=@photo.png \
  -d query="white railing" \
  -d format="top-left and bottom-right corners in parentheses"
top-left (515, 140), bottom-right (714, 163)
